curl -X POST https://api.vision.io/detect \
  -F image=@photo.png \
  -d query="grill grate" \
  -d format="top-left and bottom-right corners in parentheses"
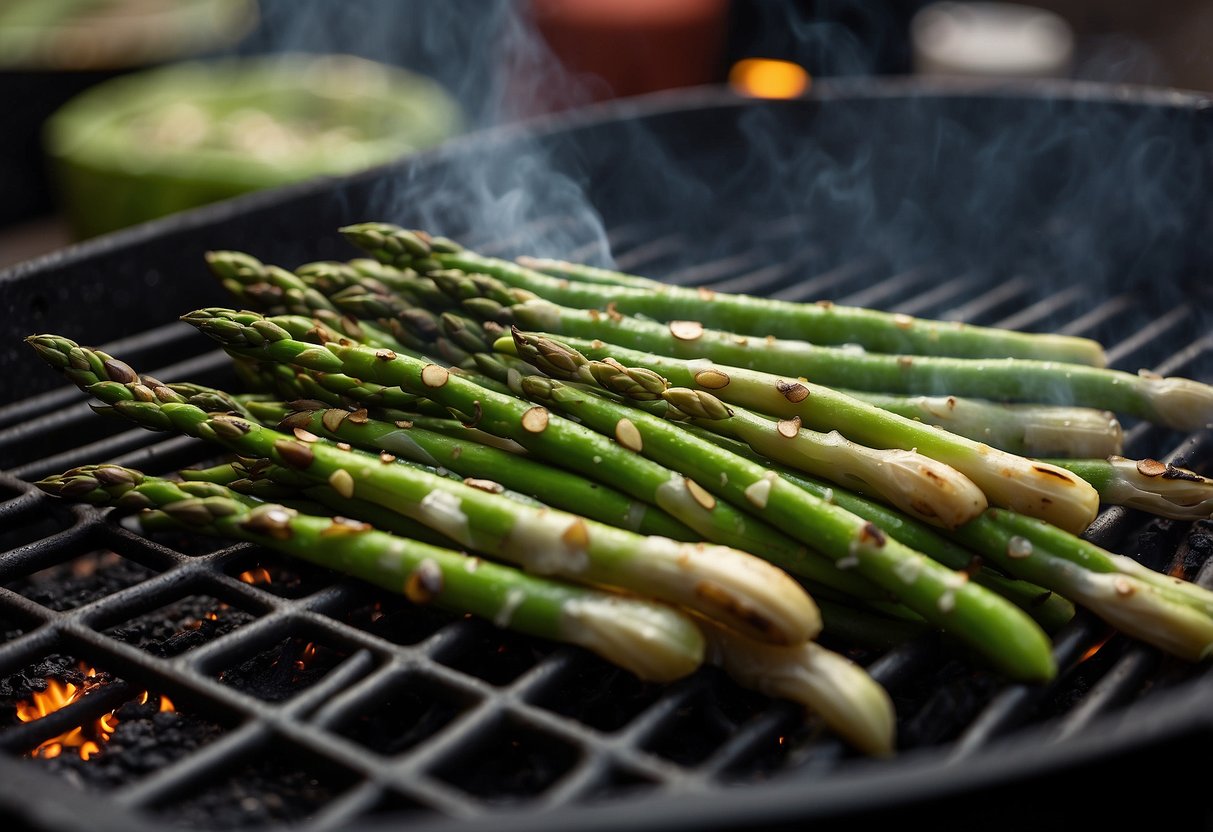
top-left (2, 212), bottom-right (1212, 832)
top-left (4, 84), bottom-right (1213, 830)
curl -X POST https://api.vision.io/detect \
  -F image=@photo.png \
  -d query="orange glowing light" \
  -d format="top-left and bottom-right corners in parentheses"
top-left (239, 567), bottom-right (272, 585)
top-left (1079, 633), bottom-right (1115, 663)
top-left (14, 666), bottom-right (176, 761)
top-left (294, 642), bottom-right (318, 672)
top-left (728, 58), bottom-right (810, 99)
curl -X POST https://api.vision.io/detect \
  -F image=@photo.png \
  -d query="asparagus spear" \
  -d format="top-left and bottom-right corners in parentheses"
top-left (494, 374), bottom-right (1058, 681)
top-left (421, 267), bottom-right (1206, 432)
top-left (699, 617), bottom-right (897, 757)
top-left (1043, 456), bottom-right (1213, 521)
top-left (669, 422), bottom-right (1077, 634)
top-left (28, 333), bottom-right (821, 647)
top-left (497, 334), bottom-right (1101, 534)
top-left (38, 466), bottom-right (706, 683)
top-left (182, 310), bottom-right (882, 602)
top-left (339, 223), bottom-right (1106, 365)
top-left (667, 415), bottom-right (1213, 658)
top-left (180, 460), bottom-right (462, 548)
top-left (242, 399), bottom-right (699, 540)
top-left (838, 392), bottom-right (1123, 459)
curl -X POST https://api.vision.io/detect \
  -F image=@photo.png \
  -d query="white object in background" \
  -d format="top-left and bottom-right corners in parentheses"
top-left (911, 2), bottom-right (1074, 78)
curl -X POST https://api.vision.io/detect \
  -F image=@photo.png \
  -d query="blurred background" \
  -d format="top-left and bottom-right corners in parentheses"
top-left (2, 0), bottom-right (1211, 267)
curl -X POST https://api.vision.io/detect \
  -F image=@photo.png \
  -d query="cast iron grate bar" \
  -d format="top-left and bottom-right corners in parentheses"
top-left (1, 216), bottom-right (1212, 832)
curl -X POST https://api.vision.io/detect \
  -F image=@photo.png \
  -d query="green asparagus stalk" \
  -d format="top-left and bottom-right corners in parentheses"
top-left (242, 399), bottom-right (699, 540)
top-left (416, 264), bottom-right (1207, 432)
top-left (497, 334), bottom-right (1101, 534)
top-left (38, 466), bottom-right (706, 682)
top-left (182, 309), bottom-right (883, 602)
top-left (666, 416), bottom-right (1213, 659)
top-left (339, 223), bottom-right (1106, 365)
top-left (661, 392), bottom-right (989, 530)
top-left (670, 422), bottom-right (1076, 633)
top-left (495, 373), bottom-right (1058, 681)
top-left (180, 460), bottom-right (461, 547)
top-left (29, 333), bottom-right (821, 647)
top-left (699, 617), bottom-right (897, 757)
top-left (1043, 456), bottom-right (1213, 521)
top-left (838, 392), bottom-right (1124, 458)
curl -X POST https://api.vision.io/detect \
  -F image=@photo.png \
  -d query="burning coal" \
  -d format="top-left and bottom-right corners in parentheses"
top-left (14, 666), bottom-right (174, 761)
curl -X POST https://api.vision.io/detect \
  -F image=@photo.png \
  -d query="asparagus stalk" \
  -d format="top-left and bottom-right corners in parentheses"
top-left (1042, 456), bottom-right (1213, 521)
top-left (498, 334), bottom-right (1101, 534)
top-left (29, 333), bottom-right (821, 647)
top-left (243, 399), bottom-right (699, 540)
top-left (699, 617), bottom-right (897, 757)
top-left (419, 265), bottom-right (1207, 431)
top-left (672, 422), bottom-right (1076, 633)
top-left (668, 414), bottom-right (1213, 659)
top-left (659, 391), bottom-right (988, 530)
top-left (339, 223), bottom-right (1106, 365)
top-left (38, 466), bottom-right (706, 683)
top-left (182, 310), bottom-right (882, 602)
top-left (180, 460), bottom-right (461, 547)
top-left (839, 392), bottom-right (1123, 458)
top-left (496, 374), bottom-right (1058, 681)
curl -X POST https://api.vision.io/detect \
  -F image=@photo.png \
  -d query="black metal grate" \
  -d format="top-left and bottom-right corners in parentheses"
top-left (3, 85), bottom-right (1213, 831)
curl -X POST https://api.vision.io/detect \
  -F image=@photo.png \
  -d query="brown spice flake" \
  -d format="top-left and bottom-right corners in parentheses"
top-left (669, 320), bottom-right (705, 341)
top-left (375, 349), bottom-right (397, 361)
top-left (777, 416), bottom-right (802, 438)
top-left (394, 419), bottom-right (414, 429)
top-left (421, 364), bottom-right (449, 388)
top-left (320, 516), bottom-right (373, 536)
top-left (279, 411), bottom-right (313, 430)
top-left (697, 286), bottom-right (716, 301)
top-left (328, 469), bottom-right (355, 499)
top-left (521, 406), bottom-right (550, 433)
top-left (274, 439), bottom-right (315, 469)
top-left (347, 408), bottom-right (369, 425)
top-left (605, 302), bottom-right (623, 322)
top-left (1136, 458), bottom-right (1167, 478)
top-left (615, 418), bottom-right (643, 452)
top-left (892, 313), bottom-right (914, 330)
top-left (405, 560), bottom-right (444, 604)
top-left (858, 523), bottom-right (887, 548)
top-left (322, 409), bottom-right (350, 432)
top-left (380, 452), bottom-right (397, 464)
top-left (336, 442), bottom-right (352, 452)
top-left (775, 379), bottom-right (810, 403)
top-left (686, 478), bottom-right (717, 510)
top-left (292, 427), bottom-right (321, 443)
top-left (464, 478), bottom-right (505, 494)
top-left (561, 518), bottom-right (590, 549)
top-left (897, 356), bottom-right (914, 369)
top-left (694, 369), bottom-right (731, 389)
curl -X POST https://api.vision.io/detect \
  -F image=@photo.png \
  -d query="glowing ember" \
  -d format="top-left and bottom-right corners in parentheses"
top-left (1079, 632), bottom-right (1115, 663)
top-left (13, 666), bottom-right (176, 761)
top-left (728, 58), bottom-right (810, 99)
top-left (294, 642), bottom-right (318, 672)
top-left (239, 567), bottom-right (273, 585)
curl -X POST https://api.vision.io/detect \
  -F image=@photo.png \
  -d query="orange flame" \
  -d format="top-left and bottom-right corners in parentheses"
top-left (1079, 632), bottom-right (1115, 664)
top-left (239, 567), bottom-right (272, 585)
top-left (728, 59), bottom-right (810, 99)
top-left (14, 666), bottom-right (176, 761)
top-left (294, 642), bottom-right (317, 672)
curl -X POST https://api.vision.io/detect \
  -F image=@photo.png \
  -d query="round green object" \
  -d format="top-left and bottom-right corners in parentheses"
top-left (45, 53), bottom-right (463, 237)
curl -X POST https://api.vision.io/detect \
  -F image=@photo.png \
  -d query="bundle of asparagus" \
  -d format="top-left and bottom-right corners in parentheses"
top-left (27, 222), bottom-right (1213, 759)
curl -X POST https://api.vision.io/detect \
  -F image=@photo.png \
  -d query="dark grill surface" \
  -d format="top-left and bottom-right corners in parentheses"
top-left (2, 82), bottom-right (1213, 831)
